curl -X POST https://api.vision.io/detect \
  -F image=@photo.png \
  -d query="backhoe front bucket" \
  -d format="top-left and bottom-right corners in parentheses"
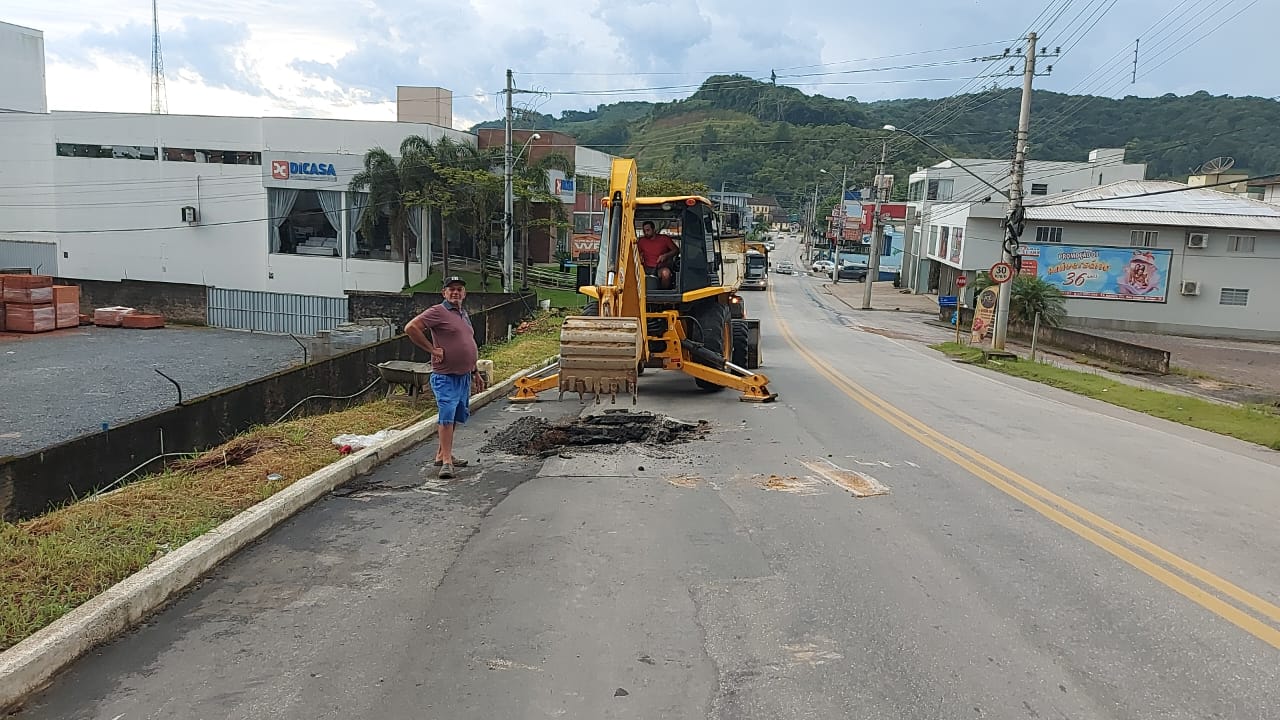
top-left (558, 315), bottom-right (643, 403)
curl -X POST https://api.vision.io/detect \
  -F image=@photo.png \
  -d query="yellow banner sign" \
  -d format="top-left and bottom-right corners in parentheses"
top-left (970, 286), bottom-right (999, 345)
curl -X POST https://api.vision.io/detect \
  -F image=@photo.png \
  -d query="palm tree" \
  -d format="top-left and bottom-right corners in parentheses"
top-left (349, 140), bottom-right (424, 290)
top-left (975, 272), bottom-right (1068, 327)
top-left (513, 152), bottom-right (573, 289)
top-left (432, 139), bottom-right (501, 287)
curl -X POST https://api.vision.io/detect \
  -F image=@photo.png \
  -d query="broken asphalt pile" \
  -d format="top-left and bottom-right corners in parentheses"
top-left (482, 411), bottom-right (708, 457)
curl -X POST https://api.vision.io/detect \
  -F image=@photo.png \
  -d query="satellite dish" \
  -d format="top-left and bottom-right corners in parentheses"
top-left (1199, 156), bottom-right (1236, 174)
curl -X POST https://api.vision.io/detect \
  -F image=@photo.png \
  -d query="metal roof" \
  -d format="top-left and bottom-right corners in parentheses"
top-left (1024, 180), bottom-right (1280, 231)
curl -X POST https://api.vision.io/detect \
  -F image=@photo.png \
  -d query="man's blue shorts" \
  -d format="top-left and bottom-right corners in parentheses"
top-left (430, 372), bottom-right (471, 425)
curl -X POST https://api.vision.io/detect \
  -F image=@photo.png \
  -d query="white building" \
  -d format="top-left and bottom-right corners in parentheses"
top-left (993, 181), bottom-right (1280, 340)
top-left (0, 22), bottom-right (45, 113)
top-left (902, 148), bottom-right (1147, 294)
top-left (1, 110), bottom-right (476, 297)
top-left (0, 22), bottom-right (497, 299)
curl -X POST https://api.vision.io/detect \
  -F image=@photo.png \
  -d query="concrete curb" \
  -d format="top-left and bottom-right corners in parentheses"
top-left (0, 354), bottom-right (560, 712)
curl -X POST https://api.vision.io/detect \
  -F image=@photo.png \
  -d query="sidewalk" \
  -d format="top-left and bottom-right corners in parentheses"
top-left (818, 278), bottom-right (940, 314)
top-left (811, 279), bottom-right (1258, 407)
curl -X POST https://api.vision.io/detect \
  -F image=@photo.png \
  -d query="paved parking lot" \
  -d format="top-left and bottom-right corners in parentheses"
top-left (1, 326), bottom-right (303, 456)
top-left (1086, 328), bottom-right (1280, 399)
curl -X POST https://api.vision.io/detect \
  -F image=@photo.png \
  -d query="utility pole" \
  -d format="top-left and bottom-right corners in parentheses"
top-left (503, 69), bottom-right (515, 294)
top-left (993, 32), bottom-right (1036, 351)
top-left (809, 180), bottom-right (820, 254)
top-left (833, 166), bottom-right (848, 284)
top-left (862, 139), bottom-right (888, 309)
top-left (1131, 39), bottom-right (1139, 84)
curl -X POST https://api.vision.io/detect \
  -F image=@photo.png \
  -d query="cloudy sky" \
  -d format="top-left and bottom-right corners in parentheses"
top-left (7, 0), bottom-right (1275, 130)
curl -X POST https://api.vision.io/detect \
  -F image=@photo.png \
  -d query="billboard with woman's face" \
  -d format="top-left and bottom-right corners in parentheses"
top-left (1019, 244), bottom-right (1173, 302)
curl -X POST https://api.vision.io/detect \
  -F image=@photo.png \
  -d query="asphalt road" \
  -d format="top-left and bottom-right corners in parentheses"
top-left (0, 326), bottom-right (302, 455)
top-left (14, 235), bottom-right (1280, 719)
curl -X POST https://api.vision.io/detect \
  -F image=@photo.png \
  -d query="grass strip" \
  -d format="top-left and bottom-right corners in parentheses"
top-left (931, 342), bottom-right (1280, 451)
top-left (0, 314), bottom-right (564, 651)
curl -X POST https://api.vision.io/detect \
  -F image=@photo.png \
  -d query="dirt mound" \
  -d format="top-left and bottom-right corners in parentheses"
top-left (482, 411), bottom-right (708, 457)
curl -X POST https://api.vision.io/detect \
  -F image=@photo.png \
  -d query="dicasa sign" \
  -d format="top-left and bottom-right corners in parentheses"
top-left (270, 159), bottom-right (338, 180)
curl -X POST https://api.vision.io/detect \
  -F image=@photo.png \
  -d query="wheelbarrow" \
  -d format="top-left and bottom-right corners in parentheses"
top-left (375, 360), bottom-right (433, 400)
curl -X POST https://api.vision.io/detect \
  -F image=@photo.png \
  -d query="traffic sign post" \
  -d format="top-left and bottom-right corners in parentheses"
top-left (954, 275), bottom-right (967, 345)
top-left (989, 262), bottom-right (1014, 284)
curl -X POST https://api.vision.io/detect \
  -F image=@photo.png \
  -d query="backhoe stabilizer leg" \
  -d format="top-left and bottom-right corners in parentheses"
top-left (511, 372), bottom-right (560, 403)
top-left (681, 361), bottom-right (777, 403)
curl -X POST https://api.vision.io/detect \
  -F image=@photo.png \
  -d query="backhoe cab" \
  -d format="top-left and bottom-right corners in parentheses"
top-left (510, 159), bottom-right (775, 405)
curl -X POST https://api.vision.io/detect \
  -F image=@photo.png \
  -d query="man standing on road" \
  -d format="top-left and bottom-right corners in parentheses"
top-left (405, 276), bottom-right (486, 479)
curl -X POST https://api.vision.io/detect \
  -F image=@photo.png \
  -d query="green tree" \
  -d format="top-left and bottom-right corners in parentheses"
top-left (349, 143), bottom-right (417, 289)
top-left (513, 152), bottom-right (574, 289)
top-left (975, 274), bottom-right (1067, 327)
top-left (637, 176), bottom-right (712, 197)
top-left (434, 164), bottom-right (503, 290)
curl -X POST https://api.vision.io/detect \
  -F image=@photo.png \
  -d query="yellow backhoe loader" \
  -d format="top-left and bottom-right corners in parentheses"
top-left (510, 158), bottom-right (776, 404)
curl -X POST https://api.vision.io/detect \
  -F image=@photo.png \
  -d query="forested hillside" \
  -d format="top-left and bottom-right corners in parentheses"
top-left (475, 76), bottom-right (1279, 210)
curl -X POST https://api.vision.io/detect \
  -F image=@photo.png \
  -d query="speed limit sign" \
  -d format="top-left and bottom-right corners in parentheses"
top-left (989, 262), bottom-right (1014, 284)
top-left (956, 275), bottom-right (968, 289)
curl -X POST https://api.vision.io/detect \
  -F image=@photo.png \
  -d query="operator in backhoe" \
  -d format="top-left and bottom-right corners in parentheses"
top-left (638, 221), bottom-right (680, 289)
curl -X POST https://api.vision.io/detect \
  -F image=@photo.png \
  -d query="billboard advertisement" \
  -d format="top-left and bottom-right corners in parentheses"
top-left (1020, 244), bottom-right (1172, 302)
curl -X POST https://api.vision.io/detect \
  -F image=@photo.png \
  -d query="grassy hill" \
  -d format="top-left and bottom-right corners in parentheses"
top-left (475, 75), bottom-right (1280, 211)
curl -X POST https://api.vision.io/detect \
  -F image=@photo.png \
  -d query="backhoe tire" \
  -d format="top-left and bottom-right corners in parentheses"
top-left (730, 319), bottom-right (750, 368)
top-left (690, 301), bottom-right (730, 392)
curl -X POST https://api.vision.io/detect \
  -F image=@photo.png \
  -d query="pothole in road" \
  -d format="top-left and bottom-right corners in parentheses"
top-left (481, 411), bottom-right (709, 457)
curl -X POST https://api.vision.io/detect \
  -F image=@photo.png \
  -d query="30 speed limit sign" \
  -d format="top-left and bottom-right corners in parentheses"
top-left (989, 262), bottom-right (1014, 284)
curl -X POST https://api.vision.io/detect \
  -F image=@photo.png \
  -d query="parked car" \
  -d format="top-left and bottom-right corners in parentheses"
top-left (775, 261), bottom-right (795, 275)
top-left (811, 260), bottom-right (835, 274)
top-left (830, 263), bottom-right (869, 282)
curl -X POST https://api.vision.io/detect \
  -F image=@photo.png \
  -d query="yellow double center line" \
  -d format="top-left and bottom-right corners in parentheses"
top-left (767, 287), bottom-right (1280, 649)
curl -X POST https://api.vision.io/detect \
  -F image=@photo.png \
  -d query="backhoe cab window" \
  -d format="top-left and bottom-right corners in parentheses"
top-left (635, 205), bottom-right (713, 294)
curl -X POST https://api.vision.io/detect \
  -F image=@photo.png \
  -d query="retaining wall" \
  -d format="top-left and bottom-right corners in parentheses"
top-left (0, 299), bottom-right (536, 521)
top-left (54, 278), bottom-right (208, 325)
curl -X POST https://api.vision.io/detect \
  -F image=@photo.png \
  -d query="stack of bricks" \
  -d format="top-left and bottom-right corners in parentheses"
top-left (92, 305), bottom-right (166, 329)
top-left (1, 275), bottom-right (57, 334)
top-left (54, 285), bottom-right (81, 329)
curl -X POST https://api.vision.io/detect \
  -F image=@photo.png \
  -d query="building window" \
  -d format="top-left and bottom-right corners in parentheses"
top-left (926, 179), bottom-right (954, 201)
top-left (56, 143), bottom-right (157, 160)
top-left (1227, 235), bottom-right (1256, 253)
top-left (908, 180), bottom-right (924, 202)
top-left (1219, 288), bottom-right (1249, 306)
top-left (268, 188), bottom-right (343, 257)
top-left (346, 192), bottom-right (423, 262)
top-left (1130, 230), bottom-right (1159, 247)
top-left (163, 148), bottom-right (261, 165)
top-left (1035, 226), bottom-right (1063, 243)
top-left (949, 227), bottom-right (963, 264)
top-left (937, 226), bottom-right (950, 258)
top-left (1030, 183), bottom-right (1049, 195)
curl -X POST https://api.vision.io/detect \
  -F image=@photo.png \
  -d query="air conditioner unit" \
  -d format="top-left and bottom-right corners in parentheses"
top-left (1186, 232), bottom-right (1208, 249)
top-left (1180, 280), bottom-right (1201, 296)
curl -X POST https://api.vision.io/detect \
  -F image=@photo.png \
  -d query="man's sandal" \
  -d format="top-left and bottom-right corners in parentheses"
top-left (433, 459), bottom-right (469, 467)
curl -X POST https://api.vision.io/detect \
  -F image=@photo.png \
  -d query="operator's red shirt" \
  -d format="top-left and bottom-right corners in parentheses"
top-left (638, 233), bottom-right (678, 269)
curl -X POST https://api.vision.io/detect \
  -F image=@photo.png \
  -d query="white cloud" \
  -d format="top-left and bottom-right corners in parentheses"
top-left (6, 0), bottom-right (1278, 131)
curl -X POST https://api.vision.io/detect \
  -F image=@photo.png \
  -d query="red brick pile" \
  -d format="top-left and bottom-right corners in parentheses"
top-left (0, 275), bottom-right (165, 334)
top-left (1, 275), bottom-right (59, 334)
top-left (93, 306), bottom-right (166, 329)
